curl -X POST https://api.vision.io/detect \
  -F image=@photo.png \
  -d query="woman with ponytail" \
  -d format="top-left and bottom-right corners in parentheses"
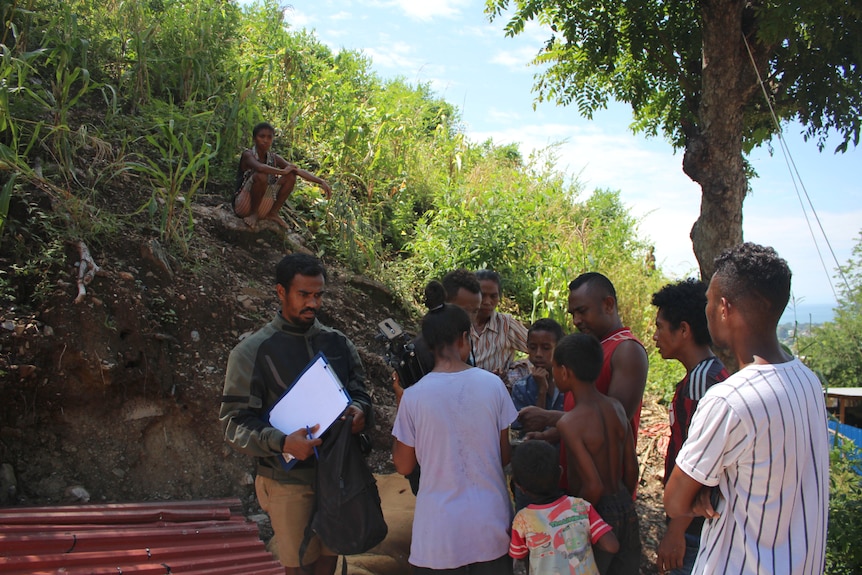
top-left (392, 280), bottom-right (518, 574)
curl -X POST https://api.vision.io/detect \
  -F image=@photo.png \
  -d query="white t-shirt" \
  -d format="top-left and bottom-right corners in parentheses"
top-left (675, 358), bottom-right (829, 574)
top-left (392, 367), bottom-right (518, 569)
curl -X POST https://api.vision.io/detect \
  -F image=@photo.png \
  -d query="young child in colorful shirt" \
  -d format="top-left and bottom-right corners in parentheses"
top-left (553, 333), bottom-right (641, 575)
top-left (510, 440), bottom-right (619, 575)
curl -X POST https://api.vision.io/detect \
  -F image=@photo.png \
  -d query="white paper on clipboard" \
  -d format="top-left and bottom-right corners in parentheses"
top-left (268, 352), bottom-right (351, 441)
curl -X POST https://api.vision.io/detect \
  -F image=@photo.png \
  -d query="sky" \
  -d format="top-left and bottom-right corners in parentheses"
top-left (289, 0), bottom-right (861, 314)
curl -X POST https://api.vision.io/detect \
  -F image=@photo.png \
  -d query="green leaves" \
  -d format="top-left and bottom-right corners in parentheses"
top-left (404, 147), bottom-right (662, 333)
top-left (487, 0), bottom-right (701, 147)
top-left (127, 113), bottom-right (218, 251)
top-left (799, 231), bottom-right (862, 388)
top-left (0, 173), bottom-right (17, 239)
top-left (486, 0), bottom-right (862, 156)
top-left (826, 433), bottom-right (862, 574)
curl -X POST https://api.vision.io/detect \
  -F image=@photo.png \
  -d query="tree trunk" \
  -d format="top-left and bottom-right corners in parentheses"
top-left (683, 0), bottom-right (755, 281)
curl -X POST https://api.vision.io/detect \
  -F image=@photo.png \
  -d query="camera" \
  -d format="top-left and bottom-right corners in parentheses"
top-left (376, 318), bottom-right (432, 388)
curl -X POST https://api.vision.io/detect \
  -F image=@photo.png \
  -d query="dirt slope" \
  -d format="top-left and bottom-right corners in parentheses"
top-left (0, 194), bottom-right (405, 507)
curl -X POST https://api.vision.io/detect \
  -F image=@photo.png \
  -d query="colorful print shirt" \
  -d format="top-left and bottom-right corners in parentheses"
top-left (510, 495), bottom-right (612, 575)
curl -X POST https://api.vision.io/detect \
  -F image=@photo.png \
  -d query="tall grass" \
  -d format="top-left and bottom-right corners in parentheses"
top-left (127, 113), bottom-right (218, 252)
top-left (1, 0), bottom-right (676, 400)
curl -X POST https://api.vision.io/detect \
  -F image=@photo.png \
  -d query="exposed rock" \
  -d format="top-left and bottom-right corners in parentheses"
top-left (191, 204), bottom-right (314, 254)
top-left (64, 484), bottom-right (91, 502)
top-left (122, 399), bottom-right (165, 421)
top-left (141, 238), bottom-right (174, 279)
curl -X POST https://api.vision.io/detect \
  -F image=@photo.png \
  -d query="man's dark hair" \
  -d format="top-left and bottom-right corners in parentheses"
top-left (568, 272), bottom-right (616, 302)
top-left (441, 269), bottom-right (480, 301)
top-left (252, 122), bottom-right (275, 138)
top-left (713, 243), bottom-right (791, 320)
top-left (553, 333), bottom-right (603, 383)
top-left (512, 440), bottom-right (561, 499)
top-left (651, 279), bottom-right (712, 346)
top-left (421, 281), bottom-right (471, 353)
top-left (276, 253), bottom-right (327, 290)
top-left (475, 269), bottom-right (502, 292)
top-left (528, 318), bottom-right (564, 342)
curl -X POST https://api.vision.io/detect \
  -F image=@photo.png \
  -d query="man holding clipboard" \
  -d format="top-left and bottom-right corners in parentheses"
top-left (220, 253), bottom-right (373, 575)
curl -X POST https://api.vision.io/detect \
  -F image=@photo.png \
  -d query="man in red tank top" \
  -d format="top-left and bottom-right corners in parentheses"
top-left (518, 273), bottom-right (649, 488)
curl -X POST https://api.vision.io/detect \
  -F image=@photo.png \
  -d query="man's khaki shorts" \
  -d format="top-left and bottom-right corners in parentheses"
top-left (255, 474), bottom-right (335, 567)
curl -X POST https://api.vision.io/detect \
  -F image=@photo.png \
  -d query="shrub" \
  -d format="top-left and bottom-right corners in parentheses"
top-left (826, 432), bottom-right (862, 574)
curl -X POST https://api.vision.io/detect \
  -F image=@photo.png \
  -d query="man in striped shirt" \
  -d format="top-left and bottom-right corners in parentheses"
top-left (664, 243), bottom-right (829, 574)
top-left (471, 270), bottom-right (529, 378)
top-left (651, 279), bottom-right (728, 575)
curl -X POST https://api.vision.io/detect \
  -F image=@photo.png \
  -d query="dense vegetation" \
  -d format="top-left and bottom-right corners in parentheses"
top-left (799, 232), bottom-right (862, 390)
top-left (0, 0), bottom-right (675, 386)
top-left (1, 1), bottom-right (859, 570)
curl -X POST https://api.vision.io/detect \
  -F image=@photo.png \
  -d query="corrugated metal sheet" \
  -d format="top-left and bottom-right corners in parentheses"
top-left (0, 498), bottom-right (284, 575)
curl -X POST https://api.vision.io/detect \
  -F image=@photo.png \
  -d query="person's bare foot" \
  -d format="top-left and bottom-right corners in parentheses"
top-left (265, 213), bottom-right (290, 230)
top-left (242, 214), bottom-right (259, 229)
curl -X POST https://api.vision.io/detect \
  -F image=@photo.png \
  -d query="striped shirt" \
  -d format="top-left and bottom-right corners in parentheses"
top-left (470, 312), bottom-right (528, 374)
top-left (664, 357), bottom-right (729, 484)
top-left (675, 358), bottom-right (829, 574)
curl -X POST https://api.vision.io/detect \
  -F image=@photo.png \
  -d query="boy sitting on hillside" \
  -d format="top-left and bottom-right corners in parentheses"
top-left (233, 122), bottom-right (332, 229)
top-left (554, 334), bottom-right (641, 575)
top-left (510, 440), bottom-right (619, 575)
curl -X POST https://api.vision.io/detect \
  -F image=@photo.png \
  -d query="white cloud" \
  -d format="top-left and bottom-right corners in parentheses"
top-left (331, 11), bottom-right (352, 21)
top-left (284, 6), bottom-right (311, 29)
top-left (359, 34), bottom-right (453, 90)
top-left (490, 46), bottom-right (539, 71)
top-left (391, 0), bottom-right (464, 22)
top-left (364, 39), bottom-right (419, 70)
top-left (460, 23), bottom-right (502, 41)
top-left (426, 75), bottom-right (459, 97)
top-left (321, 28), bottom-right (349, 40)
top-left (486, 107), bottom-right (522, 124)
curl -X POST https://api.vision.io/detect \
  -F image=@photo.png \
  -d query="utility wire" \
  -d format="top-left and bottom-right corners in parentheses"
top-left (741, 33), bottom-right (852, 303)
top-left (742, 32), bottom-right (862, 375)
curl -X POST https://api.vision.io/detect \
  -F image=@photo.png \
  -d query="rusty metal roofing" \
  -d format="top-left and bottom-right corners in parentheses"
top-left (0, 498), bottom-right (284, 574)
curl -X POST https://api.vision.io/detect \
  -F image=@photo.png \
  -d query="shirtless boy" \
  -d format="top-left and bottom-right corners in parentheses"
top-left (553, 333), bottom-right (640, 575)
top-left (233, 122), bottom-right (332, 229)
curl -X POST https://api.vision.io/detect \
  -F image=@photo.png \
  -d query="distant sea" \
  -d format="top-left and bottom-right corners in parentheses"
top-left (780, 302), bottom-right (836, 326)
